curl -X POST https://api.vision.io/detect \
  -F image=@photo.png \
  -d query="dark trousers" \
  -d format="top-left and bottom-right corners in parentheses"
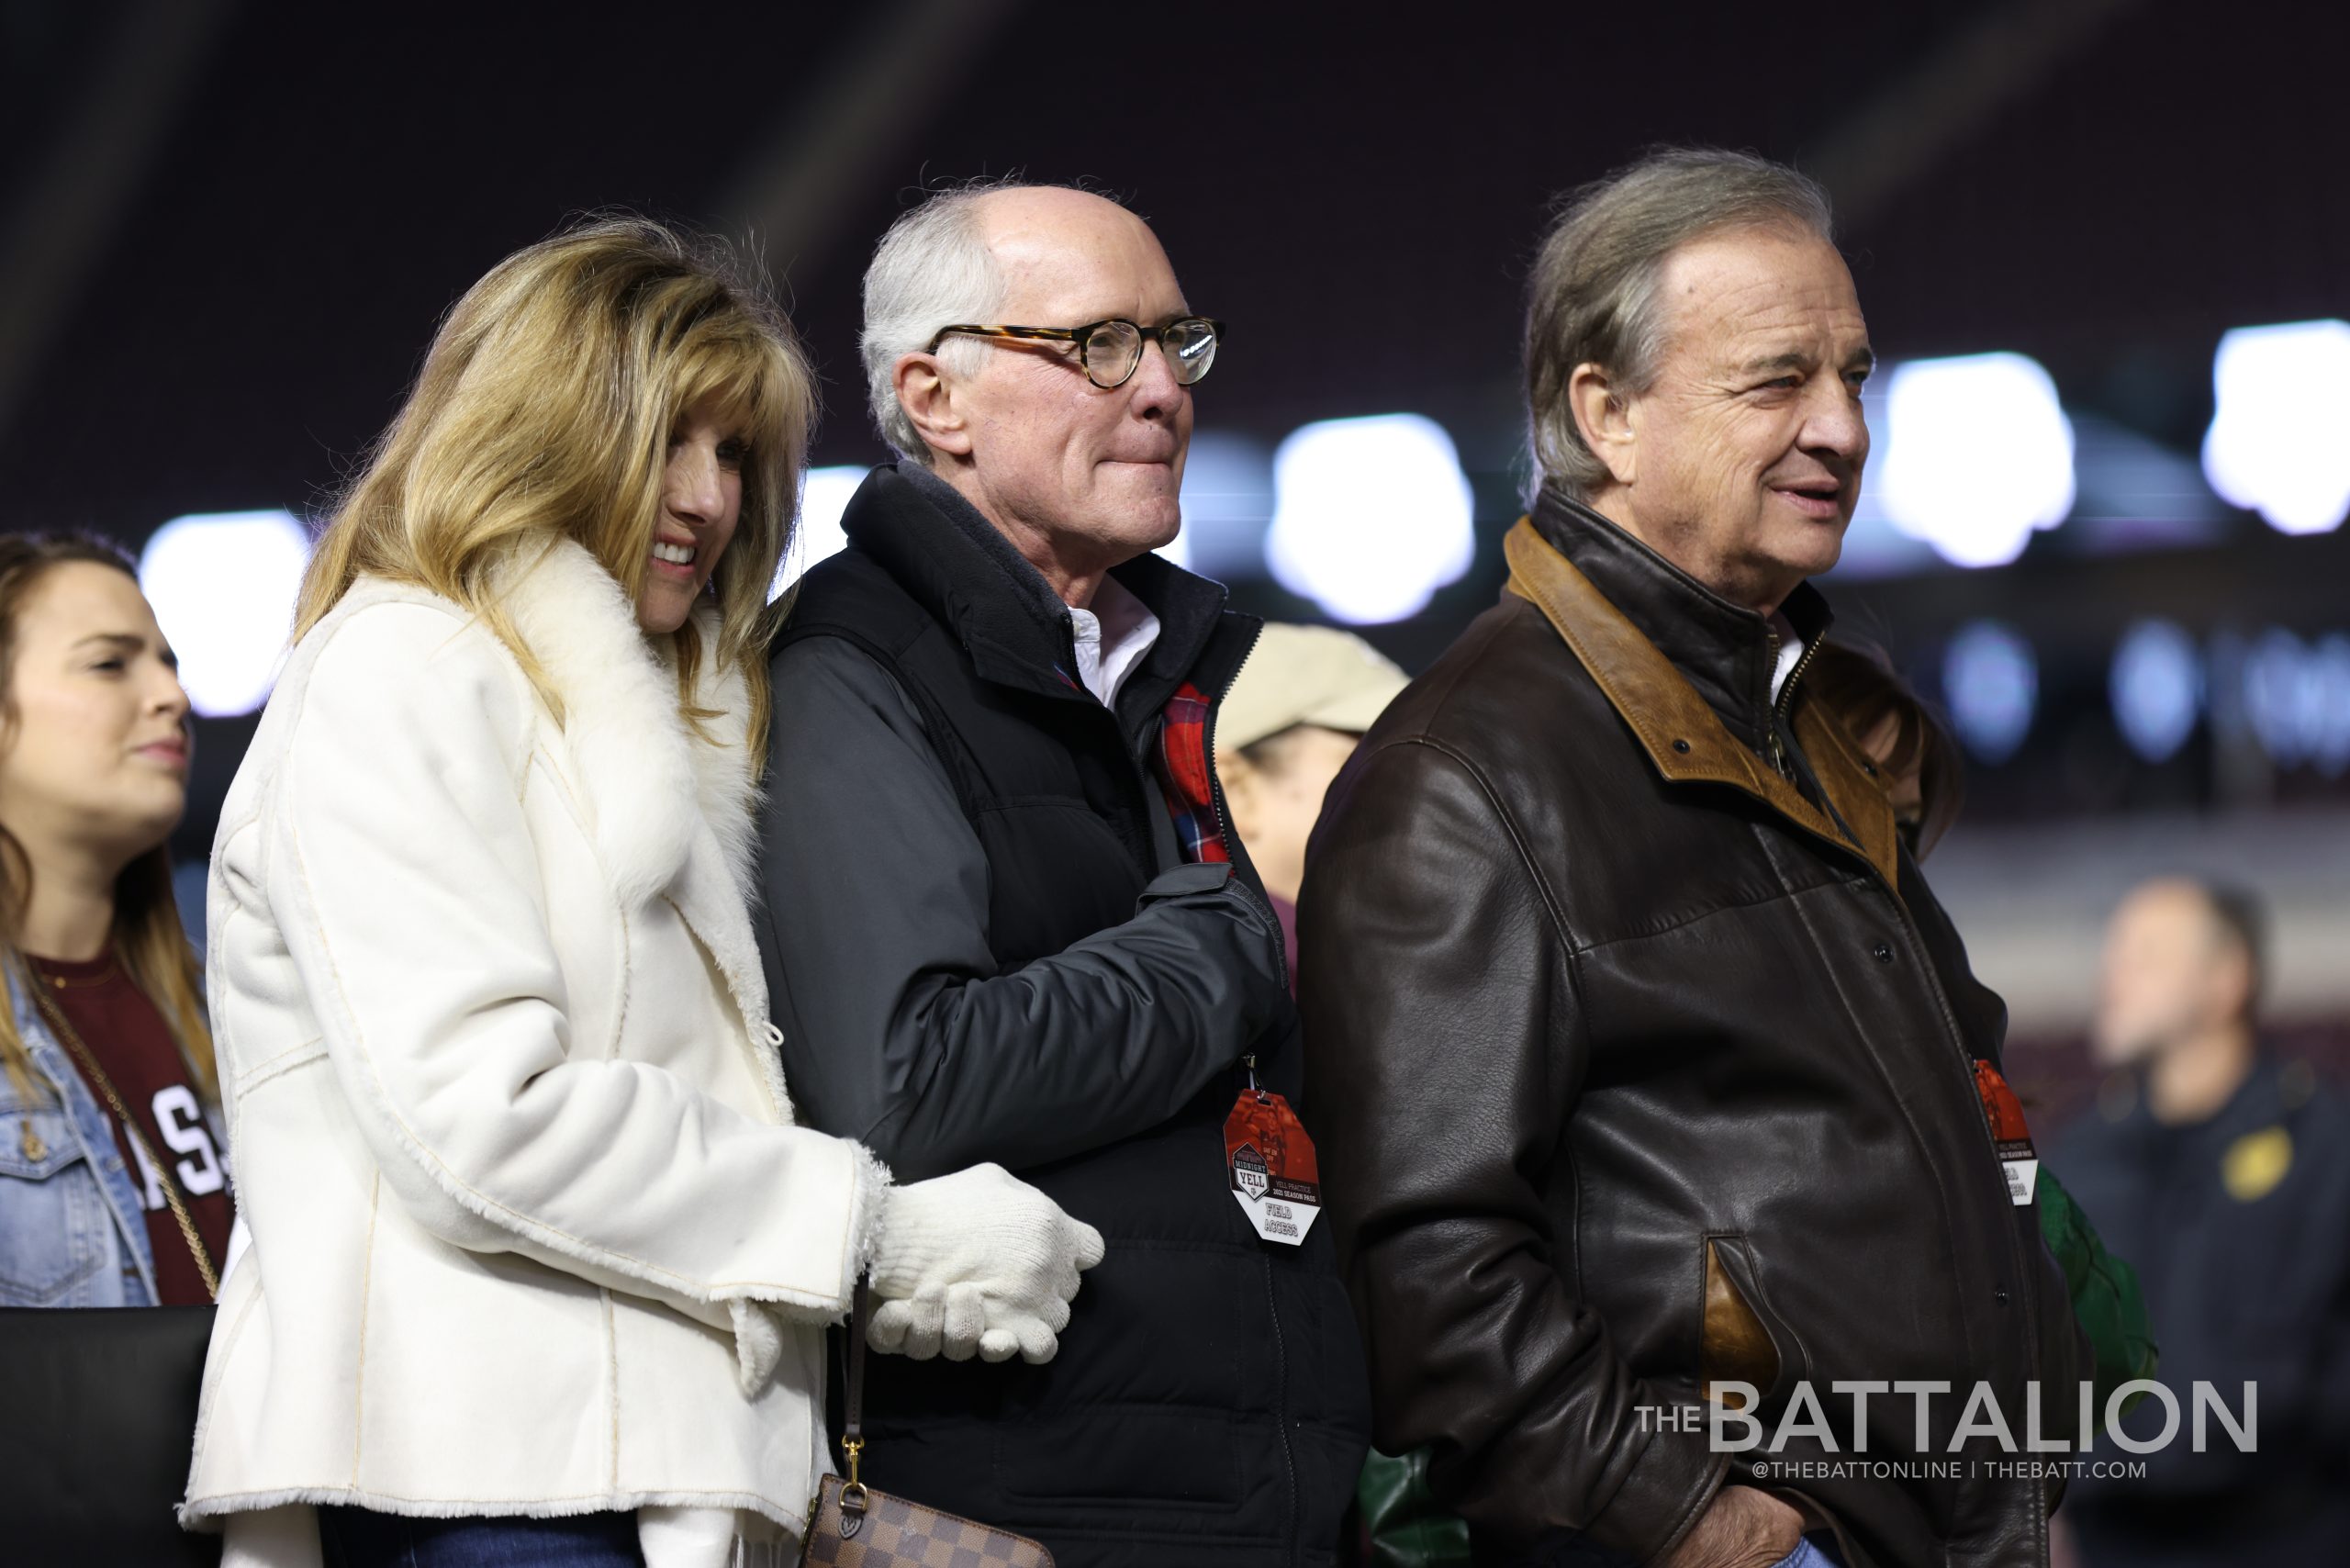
top-left (317, 1507), bottom-right (645, 1568)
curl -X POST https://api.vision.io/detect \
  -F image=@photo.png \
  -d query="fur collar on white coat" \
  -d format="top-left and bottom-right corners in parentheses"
top-left (506, 537), bottom-right (773, 1076)
top-left (185, 538), bottom-right (880, 1563)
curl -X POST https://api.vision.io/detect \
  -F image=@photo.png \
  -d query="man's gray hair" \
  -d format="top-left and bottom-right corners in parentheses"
top-left (859, 177), bottom-right (1031, 464)
top-left (1524, 148), bottom-right (1836, 501)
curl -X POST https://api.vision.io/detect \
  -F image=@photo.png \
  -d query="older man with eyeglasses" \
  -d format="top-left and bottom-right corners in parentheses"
top-left (755, 181), bottom-right (1371, 1568)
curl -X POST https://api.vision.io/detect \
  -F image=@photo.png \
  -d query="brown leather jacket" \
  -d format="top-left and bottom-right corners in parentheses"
top-left (1299, 498), bottom-right (2087, 1568)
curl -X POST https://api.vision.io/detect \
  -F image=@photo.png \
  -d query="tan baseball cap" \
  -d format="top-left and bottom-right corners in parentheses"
top-left (1218, 622), bottom-right (1410, 752)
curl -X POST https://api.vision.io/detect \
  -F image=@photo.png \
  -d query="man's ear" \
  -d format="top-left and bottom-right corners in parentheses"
top-left (895, 353), bottom-right (973, 459)
top-left (1568, 362), bottom-right (1639, 487)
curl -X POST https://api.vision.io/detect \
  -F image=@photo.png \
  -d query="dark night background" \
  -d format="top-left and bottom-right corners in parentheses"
top-left (5, 0), bottom-right (2349, 1064)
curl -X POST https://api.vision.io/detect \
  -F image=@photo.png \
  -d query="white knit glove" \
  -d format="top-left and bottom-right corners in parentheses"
top-left (867, 1163), bottom-right (1106, 1364)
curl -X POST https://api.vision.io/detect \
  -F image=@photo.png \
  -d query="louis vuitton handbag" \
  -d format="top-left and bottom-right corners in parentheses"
top-left (800, 1284), bottom-right (1054, 1567)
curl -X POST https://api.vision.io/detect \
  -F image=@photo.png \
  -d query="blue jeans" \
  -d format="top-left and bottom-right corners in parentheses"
top-left (1773, 1537), bottom-right (1843, 1568)
top-left (317, 1507), bottom-right (644, 1568)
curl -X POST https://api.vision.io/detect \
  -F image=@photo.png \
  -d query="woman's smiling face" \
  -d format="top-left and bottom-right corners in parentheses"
top-left (635, 398), bottom-right (746, 636)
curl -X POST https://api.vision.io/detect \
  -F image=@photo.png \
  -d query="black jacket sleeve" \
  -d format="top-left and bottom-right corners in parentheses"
top-left (755, 635), bottom-right (1287, 1182)
top-left (1299, 736), bottom-right (1725, 1564)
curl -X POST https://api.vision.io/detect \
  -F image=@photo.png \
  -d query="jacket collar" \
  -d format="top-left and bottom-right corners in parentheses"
top-left (1529, 490), bottom-right (1831, 751)
top-left (492, 538), bottom-right (760, 912)
top-left (839, 463), bottom-right (1247, 724)
top-left (503, 540), bottom-right (788, 1114)
top-left (492, 545), bottom-right (789, 1111)
top-left (1504, 512), bottom-right (1898, 890)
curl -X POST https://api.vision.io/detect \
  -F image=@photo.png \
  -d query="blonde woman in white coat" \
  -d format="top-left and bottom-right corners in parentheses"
top-left (180, 218), bottom-right (1103, 1568)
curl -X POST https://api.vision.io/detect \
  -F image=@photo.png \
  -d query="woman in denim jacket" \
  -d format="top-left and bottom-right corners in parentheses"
top-left (0, 532), bottom-right (229, 1310)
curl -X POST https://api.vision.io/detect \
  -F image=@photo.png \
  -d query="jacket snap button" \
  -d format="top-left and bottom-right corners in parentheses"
top-left (1994, 1288), bottom-right (2010, 1306)
top-left (1672, 738), bottom-right (1691, 753)
top-left (1871, 941), bottom-right (1895, 964)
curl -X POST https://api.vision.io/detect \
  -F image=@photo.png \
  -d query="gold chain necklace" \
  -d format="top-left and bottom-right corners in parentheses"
top-left (38, 952), bottom-right (123, 989)
top-left (27, 983), bottom-right (219, 1300)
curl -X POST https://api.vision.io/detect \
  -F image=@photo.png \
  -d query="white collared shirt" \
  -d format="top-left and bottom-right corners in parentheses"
top-left (1769, 612), bottom-right (1805, 704)
top-left (1771, 635), bottom-right (1806, 704)
top-left (1069, 574), bottom-right (1162, 710)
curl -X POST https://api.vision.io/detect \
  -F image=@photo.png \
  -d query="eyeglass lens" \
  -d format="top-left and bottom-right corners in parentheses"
top-left (1079, 319), bottom-right (1218, 387)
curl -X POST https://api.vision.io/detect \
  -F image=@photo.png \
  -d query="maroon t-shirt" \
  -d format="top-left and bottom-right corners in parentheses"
top-left (32, 951), bottom-right (233, 1305)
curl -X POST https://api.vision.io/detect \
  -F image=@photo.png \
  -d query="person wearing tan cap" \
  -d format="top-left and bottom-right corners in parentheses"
top-left (1215, 623), bottom-right (1409, 987)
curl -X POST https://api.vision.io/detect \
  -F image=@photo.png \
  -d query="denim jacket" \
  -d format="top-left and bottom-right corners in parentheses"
top-left (0, 967), bottom-right (161, 1306)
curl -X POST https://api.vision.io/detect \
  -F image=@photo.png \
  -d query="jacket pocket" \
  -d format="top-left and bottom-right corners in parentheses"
top-left (1698, 1234), bottom-right (1798, 1407)
top-left (0, 1110), bottom-right (110, 1305)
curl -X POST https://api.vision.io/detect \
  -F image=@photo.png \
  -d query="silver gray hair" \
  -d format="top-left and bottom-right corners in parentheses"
top-left (1524, 148), bottom-right (1836, 502)
top-left (860, 178), bottom-right (1031, 464)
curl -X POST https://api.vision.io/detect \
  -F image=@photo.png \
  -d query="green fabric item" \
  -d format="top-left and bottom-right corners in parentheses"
top-left (1356, 1446), bottom-right (1471, 1568)
top-left (2036, 1165), bottom-right (2161, 1431)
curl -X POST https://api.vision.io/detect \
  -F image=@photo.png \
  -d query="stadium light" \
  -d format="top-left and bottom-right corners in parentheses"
top-left (773, 465), bottom-right (868, 599)
top-left (1876, 353), bottom-right (2076, 568)
top-left (2109, 619), bottom-right (2201, 764)
top-left (138, 510), bottom-right (311, 717)
top-left (2200, 319), bottom-right (2350, 535)
top-left (2244, 628), bottom-right (2350, 776)
top-left (1177, 431), bottom-right (1274, 577)
top-left (1265, 413), bottom-right (1474, 623)
top-left (1942, 620), bottom-right (2037, 765)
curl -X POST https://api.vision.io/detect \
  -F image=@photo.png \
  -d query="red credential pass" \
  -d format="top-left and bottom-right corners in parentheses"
top-left (1225, 1089), bottom-right (1321, 1245)
top-left (1973, 1059), bottom-right (2040, 1206)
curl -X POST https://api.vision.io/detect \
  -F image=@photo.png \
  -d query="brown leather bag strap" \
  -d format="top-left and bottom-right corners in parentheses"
top-left (845, 1280), bottom-right (871, 1450)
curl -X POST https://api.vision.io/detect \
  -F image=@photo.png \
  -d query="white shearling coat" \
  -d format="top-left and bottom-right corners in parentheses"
top-left (181, 540), bottom-right (882, 1558)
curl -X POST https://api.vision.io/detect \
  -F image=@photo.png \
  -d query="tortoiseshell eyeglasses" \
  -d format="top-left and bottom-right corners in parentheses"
top-left (924, 316), bottom-right (1224, 389)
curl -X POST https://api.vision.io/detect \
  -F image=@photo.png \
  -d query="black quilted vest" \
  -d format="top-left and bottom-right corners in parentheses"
top-left (773, 465), bottom-right (1371, 1568)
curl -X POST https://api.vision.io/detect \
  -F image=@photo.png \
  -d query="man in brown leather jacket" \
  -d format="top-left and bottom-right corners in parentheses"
top-left (1299, 149), bottom-right (2088, 1568)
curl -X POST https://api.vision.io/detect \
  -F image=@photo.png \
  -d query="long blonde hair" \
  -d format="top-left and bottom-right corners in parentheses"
top-left (0, 535), bottom-right (215, 1112)
top-left (297, 214), bottom-right (815, 758)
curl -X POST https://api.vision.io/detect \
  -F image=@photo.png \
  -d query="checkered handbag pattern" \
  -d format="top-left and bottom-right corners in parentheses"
top-left (799, 1474), bottom-right (1054, 1567)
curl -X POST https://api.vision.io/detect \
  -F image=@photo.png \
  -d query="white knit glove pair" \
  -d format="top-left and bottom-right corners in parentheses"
top-left (867, 1162), bottom-right (1106, 1364)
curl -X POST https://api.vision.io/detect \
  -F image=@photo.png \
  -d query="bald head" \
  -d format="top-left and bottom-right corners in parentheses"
top-left (2093, 877), bottom-right (2264, 1069)
top-left (963, 187), bottom-right (1178, 330)
top-left (860, 180), bottom-right (1201, 606)
top-left (862, 182), bottom-right (1181, 465)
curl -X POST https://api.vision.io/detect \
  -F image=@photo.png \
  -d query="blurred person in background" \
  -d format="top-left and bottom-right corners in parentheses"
top-left (0, 532), bottom-right (227, 1311)
top-left (179, 217), bottom-right (1100, 1568)
top-left (1214, 622), bottom-right (1408, 989)
top-left (1304, 148), bottom-right (2088, 1568)
top-left (2054, 878), bottom-right (2350, 1568)
top-left (758, 180), bottom-right (1371, 1566)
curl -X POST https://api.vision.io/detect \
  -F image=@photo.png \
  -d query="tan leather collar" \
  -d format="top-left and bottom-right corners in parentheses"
top-left (1503, 518), bottom-right (1899, 891)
